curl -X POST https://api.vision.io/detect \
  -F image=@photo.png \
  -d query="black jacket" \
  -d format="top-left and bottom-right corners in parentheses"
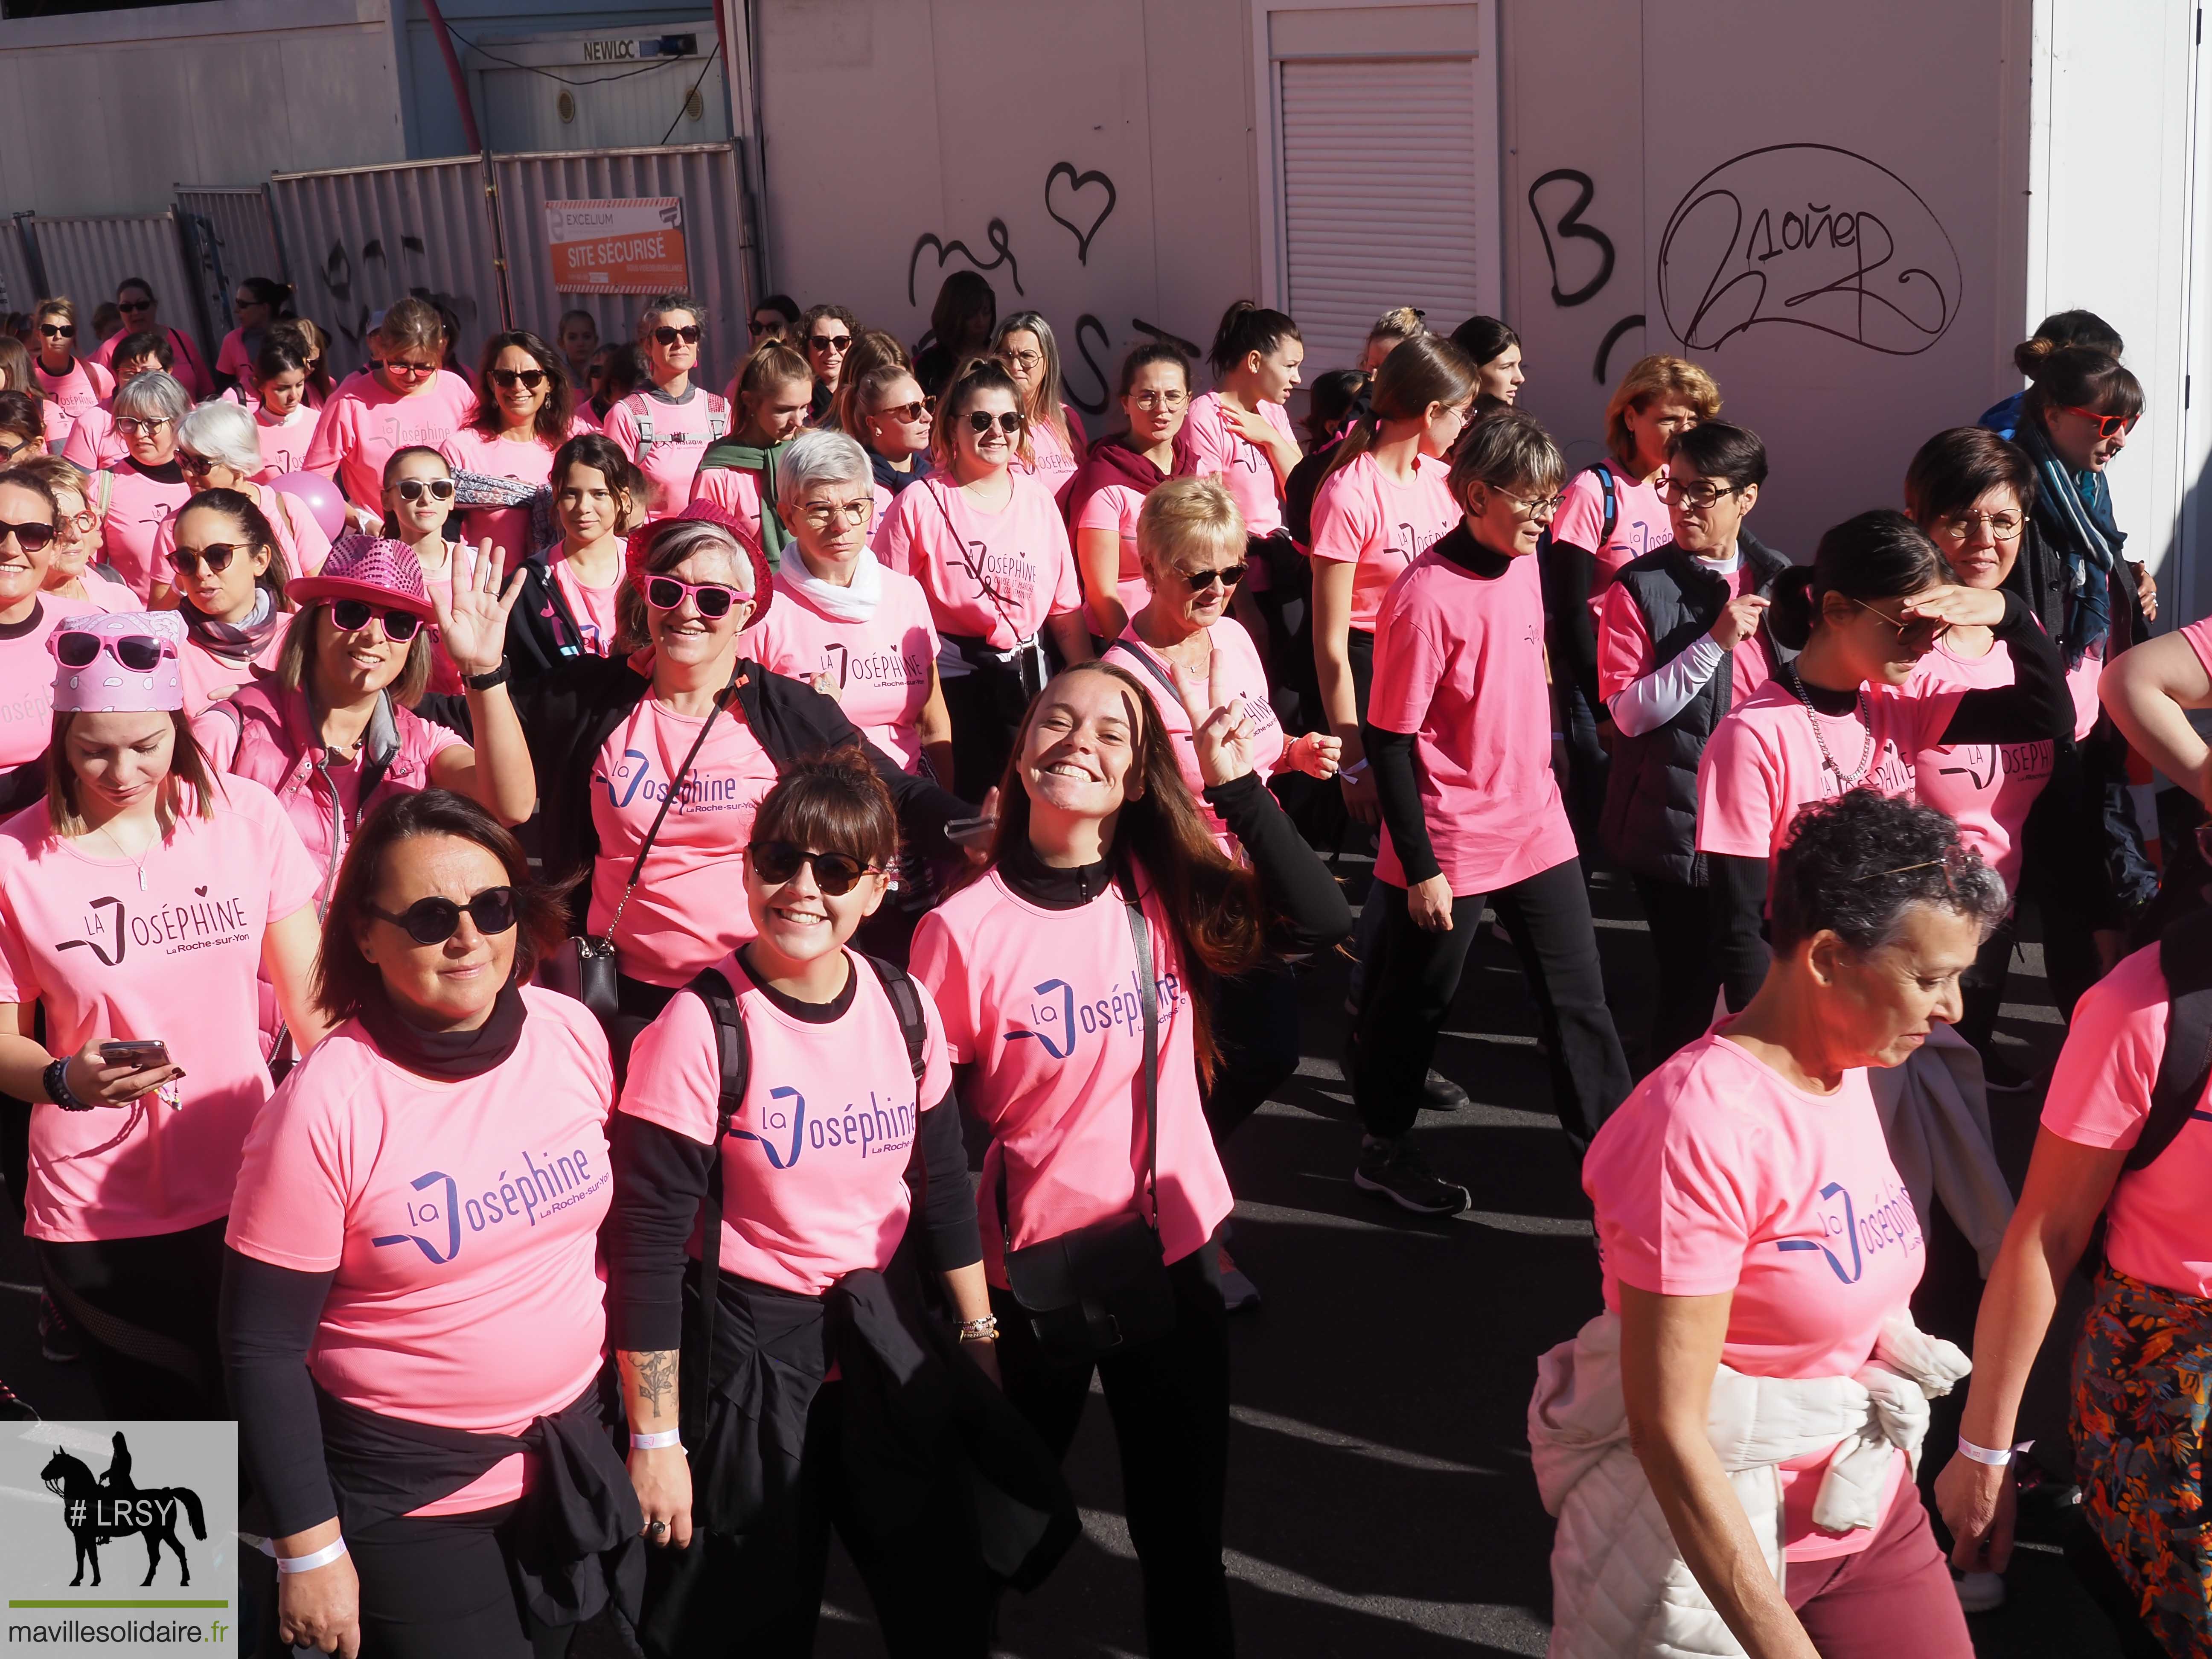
top-left (502, 548), bottom-right (597, 681)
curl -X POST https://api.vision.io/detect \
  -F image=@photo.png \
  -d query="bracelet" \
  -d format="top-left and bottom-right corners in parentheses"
top-left (957, 1314), bottom-right (999, 1343)
top-left (1341, 758), bottom-right (1370, 781)
top-left (276, 1537), bottom-right (348, 1575)
top-left (464, 659), bottom-right (511, 692)
top-left (1955, 1434), bottom-right (2016, 1467)
top-left (629, 1427), bottom-right (681, 1450)
top-left (43, 1057), bottom-right (90, 1112)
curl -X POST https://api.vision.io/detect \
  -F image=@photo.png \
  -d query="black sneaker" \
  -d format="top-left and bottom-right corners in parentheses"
top-left (1353, 1137), bottom-right (1471, 1215)
top-left (0, 1375), bottom-right (35, 1421)
top-left (38, 1293), bottom-right (80, 1364)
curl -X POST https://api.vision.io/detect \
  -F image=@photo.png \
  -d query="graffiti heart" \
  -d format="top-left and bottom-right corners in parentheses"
top-left (907, 220), bottom-right (1023, 306)
top-left (1044, 163), bottom-right (1118, 265)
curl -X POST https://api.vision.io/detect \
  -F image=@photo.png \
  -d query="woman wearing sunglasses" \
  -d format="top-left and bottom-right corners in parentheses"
top-left (223, 789), bottom-right (636, 1659)
top-left (154, 402), bottom-right (330, 593)
top-left (0, 392), bottom-right (44, 466)
top-left (381, 447), bottom-right (478, 696)
top-left (157, 491), bottom-right (294, 713)
top-left (506, 434), bottom-right (645, 675)
top-left (12, 457), bottom-right (133, 613)
top-left (0, 608), bottom-right (325, 1420)
top-left (994, 312), bottom-right (1087, 511)
top-left (850, 361), bottom-right (933, 502)
top-left (90, 370), bottom-right (193, 601)
top-left (0, 471), bottom-right (106, 803)
top-left (303, 297), bottom-right (479, 536)
top-left (90, 279), bottom-right (211, 400)
top-left (797, 301), bottom-right (860, 423)
top-left (28, 298), bottom-right (114, 446)
top-left (690, 340), bottom-right (812, 565)
top-left (875, 360), bottom-right (1091, 800)
top-left (212, 276), bottom-right (292, 396)
top-left (442, 330), bottom-right (591, 565)
top-left (603, 293), bottom-right (731, 525)
top-left (1070, 343), bottom-right (1191, 641)
top-left (823, 329), bottom-right (908, 439)
top-left (1697, 509), bottom-right (2072, 1020)
top-left (911, 658), bottom-right (1346, 1656)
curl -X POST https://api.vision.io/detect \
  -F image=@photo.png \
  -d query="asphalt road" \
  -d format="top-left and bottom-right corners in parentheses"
top-left (0, 858), bottom-right (2141, 1657)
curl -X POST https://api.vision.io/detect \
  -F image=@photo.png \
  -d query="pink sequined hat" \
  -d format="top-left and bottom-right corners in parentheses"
top-left (49, 610), bottom-right (186, 714)
top-left (286, 535), bottom-right (439, 623)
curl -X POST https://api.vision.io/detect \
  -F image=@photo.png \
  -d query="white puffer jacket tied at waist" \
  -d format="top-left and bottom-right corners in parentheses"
top-left (1528, 1308), bottom-right (1970, 1659)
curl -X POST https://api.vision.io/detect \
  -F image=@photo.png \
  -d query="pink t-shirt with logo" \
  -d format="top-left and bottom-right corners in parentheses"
top-left (227, 987), bottom-right (614, 1515)
top-left (0, 596), bottom-right (106, 769)
top-left (550, 558), bottom-right (621, 658)
top-left (61, 405), bottom-right (125, 472)
top-left (874, 476), bottom-right (1080, 648)
top-left (1904, 639), bottom-right (2054, 896)
top-left (601, 387), bottom-right (730, 522)
top-left (302, 369), bottom-right (479, 511)
top-left (686, 466), bottom-right (768, 553)
top-left (252, 402), bottom-right (321, 482)
top-left (1595, 560), bottom-right (1775, 713)
top-left (911, 867), bottom-right (1233, 1282)
top-left (1179, 392), bottom-right (1295, 538)
top-left (93, 326), bottom-right (211, 400)
top-left (620, 950), bottom-right (955, 1296)
top-left (0, 778), bottom-right (319, 1243)
top-left (94, 463), bottom-right (195, 598)
top-left (1074, 483), bottom-right (1152, 623)
top-left (1109, 621), bottom-right (1285, 848)
top-left (34, 358), bottom-right (114, 432)
top-left (589, 698), bottom-right (781, 986)
top-left (439, 420), bottom-right (593, 565)
top-left (1586, 1030), bottom-right (1924, 1560)
top-left (1552, 462), bottom-right (1673, 628)
top-left (1307, 451), bottom-right (1461, 632)
top-left (1366, 544), bottom-right (1578, 895)
top-left (1017, 408), bottom-right (1087, 509)
top-left (746, 565), bottom-right (940, 772)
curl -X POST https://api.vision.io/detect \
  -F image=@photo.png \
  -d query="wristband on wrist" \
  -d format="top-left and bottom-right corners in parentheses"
top-left (629, 1427), bottom-right (681, 1450)
top-left (276, 1537), bottom-right (348, 1574)
top-left (43, 1057), bottom-right (89, 1112)
top-left (464, 659), bottom-right (511, 692)
top-left (1955, 1434), bottom-right (2015, 1467)
top-left (1342, 758), bottom-right (1369, 780)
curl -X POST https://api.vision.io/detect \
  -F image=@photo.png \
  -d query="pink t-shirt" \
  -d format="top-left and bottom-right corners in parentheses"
top-left (1179, 392), bottom-right (1295, 538)
top-left (302, 369), bottom-right (479, 511)
top-left (1017, 408), bottom-right (1087, 509)
top-left (252, 402), bottom-right (322, 483)
top-left (1904, 638), bottom-right (2054, 896)
top-left (215, 327), bottom-right (253, 384)
top-left (227, 987), bottom-right (614, 1515)
top-left (1307, 451), bottom-right (1461, 632)
top-left (1108, 622), bottom-right (1285, 847)
top-left (33, 357), bottom-right (114, 431)
top-left (746, 564), bottom-right (940, 772)
top-left (177, 623), bottom-right (287, 716)
top-left (93, 463), bottom-right (195, 599)
top-left (61, 405), bottom-right (125, 472)
top-left (1585, 1030), bottom-right (1924, 1560)
top-left (51, 573), bottom-right (138, 615)
top-left (151, 483), bottom-right (331, 589)
top-left (619, 949), bottom-right (955, 1296)
top-left (0, 595), bottom-right (106, 769)
top-left (1366, 543), bottom-right (1578, 895)
top-left (440, 420), bottom-right (593, 565)
top-left (874, 476), bottom-right (1080, 648)
top-left (601, 387), bottom-right (730, 521)
top-left (588, 698), bottom-right (781, 986)
top-left (686, 466), bottom-right (767, 552)
top-left (1552, 462), bottom-right (1672, 628)
top-left (911, 867), bottom-right (1233, 1281)
top-left (1695, 679), bottom-right (1959, 873)
top-left (550, 557), bottom-right (621, 658)
top-left (0, 778), bottom-right (318, 1243)
top-left (1074, 482), bottom-right (1152, 623)
top-left (93, 327), bottom-right (210, 400)
top-left (1595, 559), bottom-right (1774, 713)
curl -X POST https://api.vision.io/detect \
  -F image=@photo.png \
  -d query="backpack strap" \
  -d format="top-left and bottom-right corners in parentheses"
top-left (1592, 461), bottom-right (1619, 547)
top-left (679, 965), bottom-right (750, 1447)
top-left (94, 469), bottom-right (114, 521)
top-left (859, 953), bottom-right (929, 1086)
top-left (2132, 908), bottom-right (2212, 1170)
top-left (626, 396), bottom-right (658, 463)
top-left (706, 396), bottom-right (730, 444)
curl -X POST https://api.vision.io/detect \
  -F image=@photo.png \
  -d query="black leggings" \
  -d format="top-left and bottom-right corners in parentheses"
top-left (39, 1217), bottom-right (227, 1419)
top-left (345, 1501), bottom-right (574, 1659)
top-left (1203, 958), bottom-right (1301, 1143)
top-left (1956, 911), bottom-right (2020, 1056)
top-left (1630, 873), bottom-right (1720, 1074)
top-left (992, 1247), bottom-right (1232, 1658)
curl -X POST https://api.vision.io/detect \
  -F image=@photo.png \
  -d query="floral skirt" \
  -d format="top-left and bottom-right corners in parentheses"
top-left (2072, 1266), bottom-right (2212, 1654)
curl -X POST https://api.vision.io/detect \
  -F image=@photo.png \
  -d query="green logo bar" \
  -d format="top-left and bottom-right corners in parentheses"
top-left (8, 1598), bottom-right (231, 1608)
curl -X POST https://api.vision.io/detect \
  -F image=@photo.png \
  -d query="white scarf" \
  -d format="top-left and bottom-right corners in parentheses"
top-left (787, 546), bottom-right (882, 623)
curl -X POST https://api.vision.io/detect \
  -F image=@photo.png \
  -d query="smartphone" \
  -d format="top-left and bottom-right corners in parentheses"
top-left (945, 816), bottom-right (998, 847)
top-left (99, 1039), bottom-right (171, 1069)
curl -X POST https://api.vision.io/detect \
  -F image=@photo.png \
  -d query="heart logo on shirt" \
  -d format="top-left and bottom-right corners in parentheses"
top-left (194, 886), bottom-right (208, 897)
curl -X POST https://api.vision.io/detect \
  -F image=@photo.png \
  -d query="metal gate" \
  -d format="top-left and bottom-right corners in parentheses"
top-left (175, 185), bottom-right (287, 343)
top-left (9, 211), bottom-right (215, 369)
top-left (0, 216), bottom-right (35, 318)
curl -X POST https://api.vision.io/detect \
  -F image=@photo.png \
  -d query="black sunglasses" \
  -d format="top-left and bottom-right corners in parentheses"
top-left (172, 544), bottom-right (247, 577)
top-left (746, 841), bottom-right (879, 896)
top-left (117, 299), bottom-right (154, 314)
top-left (966, 410), bottom-right (1022, 436)
top-left (394, 477), bottom-right (456, 504)
top-left (491, 368), bottom-right (547, 390)
top-left (808, 333), bottom-right (852, 354)
top-left (330, 599), bottom-right (425, 641)
top-left (39, 323), bottom-right (74, 340)
top-left (1182, 562), bottom-right (1249, 591)
top-left (652, 325), bottom-right (703, 346)
top-left (0, 520), bottom-right (55, 553)
top-left (366, 885), bottom-right (518, 945)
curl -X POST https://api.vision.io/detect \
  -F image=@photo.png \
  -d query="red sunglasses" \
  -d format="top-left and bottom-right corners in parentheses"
top-left (2060, 405), bottom-right (2139, 440)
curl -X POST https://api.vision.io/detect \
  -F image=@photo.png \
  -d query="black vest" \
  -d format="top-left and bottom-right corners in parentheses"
top-left (1598, 533), bottom-right (1791, 883)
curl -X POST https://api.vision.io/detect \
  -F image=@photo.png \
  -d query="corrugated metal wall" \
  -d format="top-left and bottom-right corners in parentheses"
top-left (175, 186), bottom-right (288, 338)
top-left (13, 212), bottom-right (209, 364)
top-left (0, 217), bottom-right (35, 317)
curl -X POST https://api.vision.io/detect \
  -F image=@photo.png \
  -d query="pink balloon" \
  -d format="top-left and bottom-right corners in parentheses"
top-left (268, 471), bottom-right (347, 541)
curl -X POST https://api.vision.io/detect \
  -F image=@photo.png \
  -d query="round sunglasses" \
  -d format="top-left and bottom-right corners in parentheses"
top-left (1180, 562), bottom-right (1249, 591)
top-left (365, 885), bottom-right (518, 945)
top-left (330, 599), bottom-right (425, 641)
top-left (639, 573), bottom-right (745, 618)
top-left (55, 631), bottom-right (175, 673)
top-left (746, 841), bottom-right (879, 896)
top-left (966, 410), bottom-right (1023, 436)
top-left (172, 543), bottom-right (253, 577)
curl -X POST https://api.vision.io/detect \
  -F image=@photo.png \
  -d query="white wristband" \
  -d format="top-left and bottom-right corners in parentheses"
top-left (1955, 1434), bottom-right (2015, 1467)
top-left (630, 1427), bottom-right (682, 1450)
top-left (276, 1537), bottom-right (348, 1575)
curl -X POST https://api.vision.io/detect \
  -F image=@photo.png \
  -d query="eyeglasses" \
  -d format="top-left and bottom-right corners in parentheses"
top-left (1002, 349), bottom-right (1042, 371)
top-left (873, 399), bottom-right (932, 424)
top-left (1846, 594), bottom-right (1949, 652)
top-left (365, 885), bottom-right (518, 946)
top-left (967, 410), bottom-right (1023, 436)
top-left (1132, 390), bottom-right (1187, 410)
top-left (807, 333), bottom-right (851, 354)
top-left (55, 630), bottom-right (173, 672)
top-left (115, 417), bottom-right (171, 438)
top-left (2060, 405), bottom-right (2138, 440)
top-left (1492, 487), bottom-right (1564, 520)
top-left (639, 573), bottom-right (746, 618)
top-left (1659, 478), bottom-right (1742, 509)
top-left (393, 477), bottom-right (456, 505)
top-left (800, 500), bottom-right (872, 530)
top-left (61, 509), bottom-right (97, 536)
top-left (652, 325), bottom-right (703, 347)
top-left (491, 368), bottom-right (547, 391)
top-left (329, 599), bottom-right (425, 641)
top-left (1180, 563), bottom-right (1248, 591)
top-left (38, 323), bottom-right (75, 340)
top-left (117, 300), bottom-right (154, 316)
top-left (0, 520), bottom-right (56, 553)
top-left (175, 453), bottom-right (221, 478)
top-left (172, 544), bottom-right (248, 577)
top-left (746, 841), bottom-right (879, 896)
top-left (1935, 510), bottom-right (2024, 541)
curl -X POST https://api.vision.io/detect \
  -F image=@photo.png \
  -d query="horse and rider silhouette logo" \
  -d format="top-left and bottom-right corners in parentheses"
top-left (39, 1432), bottom-right (206, 1587)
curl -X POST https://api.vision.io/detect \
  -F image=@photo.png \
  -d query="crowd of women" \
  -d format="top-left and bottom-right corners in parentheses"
top-left (0, 268), bottom-right (2205, 1659)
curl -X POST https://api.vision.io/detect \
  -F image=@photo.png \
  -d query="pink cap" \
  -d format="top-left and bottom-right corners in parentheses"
top-left (49, 610), bottom-right (186, 714)
top-left (286, 535), bottom-right (439, 623)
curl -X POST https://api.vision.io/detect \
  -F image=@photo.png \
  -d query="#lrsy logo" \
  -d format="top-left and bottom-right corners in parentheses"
top-left (41, 1433), bottom-right (205, 1588)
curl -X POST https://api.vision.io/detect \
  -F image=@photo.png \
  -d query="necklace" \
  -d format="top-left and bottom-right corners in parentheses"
top-left (1784, 664), bottom-right (1875, 787)
top-left (93, 820), bottom-right (157, 892)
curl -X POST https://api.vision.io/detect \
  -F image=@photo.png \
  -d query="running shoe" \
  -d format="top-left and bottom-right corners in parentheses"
top-left (1353, 1136), bottom-right (1471, 1216)
top-left (1341, 1028), bottom-right (1464, 1111)
top-left (38, 1292), bottom-right (80, 1364)
top-left (1217, 1247), bottom-right (1261, 1313)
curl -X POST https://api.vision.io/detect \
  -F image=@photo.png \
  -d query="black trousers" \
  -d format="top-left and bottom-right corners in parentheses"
top-left (1956, 912), bottom-right (2020, 1057)
top-left (39, 1217), bottom-right (227, 1419)
top-left (641, 1380), bottom-right (990, 1659)
top-left (992, 1248), bottom-right (1232, 1658)
top-left (1630, 873), bottom-right (1720, 1074)
top-left (1558, 681), bottom-right (1610, 858)
top-left (1353, 859), bottom-right (1630, 1151)
top-left (1203, 958), bottom-right (1301, 1143)
top-left (341, 1502), bottom-right (574, 1659)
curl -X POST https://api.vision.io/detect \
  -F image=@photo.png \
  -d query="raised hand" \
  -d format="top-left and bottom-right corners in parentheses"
top-left (1172, 649), bottom-right (1254, 789)
top-left (434, 538), bottom-right (525, 681)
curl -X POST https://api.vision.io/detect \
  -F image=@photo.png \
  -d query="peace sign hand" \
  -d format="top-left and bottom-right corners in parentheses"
top-left (435, 538), bottom-right (526, 681)
top-left (1171, 652), bottom-right (1254, 789)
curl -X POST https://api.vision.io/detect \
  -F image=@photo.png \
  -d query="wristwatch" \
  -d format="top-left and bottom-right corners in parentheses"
top-left (464, 659), bottom-right (511, 692)
top-left (43, 1057), bottom-right (90, 1112)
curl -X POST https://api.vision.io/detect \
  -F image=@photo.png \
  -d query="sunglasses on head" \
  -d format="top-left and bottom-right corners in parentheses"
top-left (2060, 404), bottom-right (2139, 440)
top-left (55, 630), bottom-right (174, 673)
top-left (747, 841), bottom-right (879, 896)
top-left (639, 573), bottom-right (745, 618)
top-left (0, 520), bottom-right (56, 553)
top-left (966, 410), bottom-right (1023, 436)
top-left (808, 333), bottom-right (852, 354)
top-left (394, 477), bottom-right (456, 504)
top-left (329, 599), bottom-right (425, 641)
top-left (172, 543), bottom-right (250, 577)
top-left (366, 885), bottom-right (518, 946)
top-left (39, 323), bottom-right (75, 340)
top-left (652, 325), bottom-right (703, 347)
top-left (1181, 562), bottom-right (1249, 591)
top-left (491, 367), bottom-right (547, 391)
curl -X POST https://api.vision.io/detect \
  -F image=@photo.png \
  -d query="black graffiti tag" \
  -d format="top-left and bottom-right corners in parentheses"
top-left (1044, 163), bottom-right (1117, 265)
top-left (1065, 314), bottom-right (1113, 416)
top-left (907, 220), bottom-right (1024, 306)
top-left (1528, 169), bottom-right (1617, 308)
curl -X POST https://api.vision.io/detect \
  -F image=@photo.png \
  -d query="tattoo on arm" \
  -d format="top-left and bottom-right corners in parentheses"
top-left (625, 1350), bottom-right (680, 1420)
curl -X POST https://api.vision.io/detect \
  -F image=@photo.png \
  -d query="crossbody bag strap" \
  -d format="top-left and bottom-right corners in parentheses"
top-left (1104, 634), bottom-right (1180, 703)
top-left (1121, 873), bottom-right (1160, 1228)
top-left (926, 479), bottom-right (1032, 649)
top-left (600, 674), bottom-right (736, 948)
top-left (682, 966), bottom-right (748, 1447)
